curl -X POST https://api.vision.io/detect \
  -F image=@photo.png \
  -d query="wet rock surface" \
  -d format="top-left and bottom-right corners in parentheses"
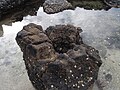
top-left (16, 23), bottom-right (102, 90)
top-left (43, 0), bottom-right (73, 14)
top-left (0, 0), bottom-right (118, 21)
top-left (0, 0), bottom-right (28, 17)
top-left (67, 0), bottom-right (111, 10)
top-left (1, 0), bottom-right (120, 25)
top-left (0, 0), bottom-right (44, 21)
top-left (104, 0), bottom-right (120, 8)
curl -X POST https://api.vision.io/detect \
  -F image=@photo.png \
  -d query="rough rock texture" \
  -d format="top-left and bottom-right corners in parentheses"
top-left (0, 0), bottom-right (28, 16)
top-left (1, 0), bottom-right (120, 23)
top-left (42, 0), bottom-right (111, 14)
top-left (43, 0), bottom-right (73, 14)
top-left (16, 23), bottom-right (102, 90)
top-left (104, 0), bottom-right (120, 8)
top-left (0, 0), bottom-right (120, 20)
top-left (0, 0), bottom-right (44, 20)
top-left (67, 0), bottom-right (111, 10)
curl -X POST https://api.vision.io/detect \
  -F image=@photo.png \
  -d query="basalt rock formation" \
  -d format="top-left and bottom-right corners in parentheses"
top-left (0, 0), bottom-right (28, 18)
top-left (67, 0), bottom-right (111, 10)
top-left (1, 0), bottom-right (120, 23)
top-left (1, 0), bottom-right (119, 21)
top-left (43, 0), bottom-right (73, 14)
top-left (16, 23), bottom-right (102, 90)
top-left (42, 0), bottom-right (113, 14)
top-left (0, 0), bottom-right (44, 20)
top-left (104, 0), bottom-right (120, 8)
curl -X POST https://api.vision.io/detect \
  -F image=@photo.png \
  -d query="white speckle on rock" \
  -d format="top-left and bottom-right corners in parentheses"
top-left (70, 70), bottom-right (72, 73)
top-left (82, 84), bottom-right (85, 87)
top-left (51, 85), bottom-right (54, 88)
top-left (74, 65), bottom-right (77, 68)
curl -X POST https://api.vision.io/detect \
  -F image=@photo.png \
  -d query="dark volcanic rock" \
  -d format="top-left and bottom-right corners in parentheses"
top-left (42, 0), bottom-right (112, 13)
top-left (16, 23), bottom-right (102, 90)
top-left (1, 0), bottom-right (120, 23)
top-left (0, 0), bottom-right (44, 21)
top-left (43, 0), bottom-right (73, 14)
top-left (45, 25), bottom-right (83, 53)
top-left (1, 0), bottom-right (120, 21)
top-left (0, 0), bottom-right (28, 16)
top-left (104, 0), bottom-right (120, 8)
top-left (67, 0), bottom-right (111, 10)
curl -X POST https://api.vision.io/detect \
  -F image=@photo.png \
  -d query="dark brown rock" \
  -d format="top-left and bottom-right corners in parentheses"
top-left (0, 0), bottom-right (28, 19)
top-left (16, 23), bottom-right (102, 90)
top-left (0, 0), bottom-right (44, 21)
top-left (45, 25), bottom-right (83, 53)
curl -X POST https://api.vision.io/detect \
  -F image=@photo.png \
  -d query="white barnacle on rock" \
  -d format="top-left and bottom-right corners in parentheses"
top-left (41, 67), bottom-right (44, 70)
top-left (96, 61), bottom-right (99, 64)
top-left (81, 84), bottom-right (85, 87)
top-left (72, 84), bottom-right (75, 87)
top-left (51, 85), bottom-right (54, 88)
top-left (77, 85), bottom-right (80, 88)
top-left (70, 70), bottom-right (72, 73)
top-left (65, 78), bottom-right (67, 81)
top-left (74, 65), bottom-right (77, 68)
top-left (88, 67), bottom-right (91, 70)
top-left (86, 58), bottom-right (89, 60)
top-left (72, 74), bottom-right (74, 77)
top-left (88, 77), bottom-right (93, 82)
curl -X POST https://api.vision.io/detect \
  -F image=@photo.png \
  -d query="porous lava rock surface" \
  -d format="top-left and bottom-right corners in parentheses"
top-left (43, 0), bottom-right (73, 14)
top-left (0, 0), bottom-right (28, 17)
top-left (16, 23), bottom-right (102, 90)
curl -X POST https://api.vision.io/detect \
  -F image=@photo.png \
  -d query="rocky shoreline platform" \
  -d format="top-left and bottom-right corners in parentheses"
top-left (1, 0), bottom-right (119, 90)
top-left (16, 23), bottom-right (102, 90)
top-left (0, 0), bottom-right (120, 21)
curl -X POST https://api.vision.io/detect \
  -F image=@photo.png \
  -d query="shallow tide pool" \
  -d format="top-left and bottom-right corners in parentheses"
top-left (0, 7), bottom-right (120, 90)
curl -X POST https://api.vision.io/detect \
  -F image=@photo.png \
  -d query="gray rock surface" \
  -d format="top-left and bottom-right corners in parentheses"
top-left (67, 0), bottom-right (111, 10)
top-left (104, 0), bottom-right (120, 7)
top-left (16, 23), bottom-right (102, 90)
top-left (43, 0), bottom-right (73, 14)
